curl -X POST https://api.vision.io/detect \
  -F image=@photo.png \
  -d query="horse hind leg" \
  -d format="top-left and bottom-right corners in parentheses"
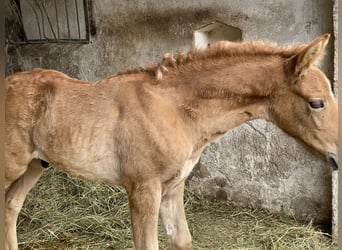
top-left (5, 159), bottom-right (44, 250)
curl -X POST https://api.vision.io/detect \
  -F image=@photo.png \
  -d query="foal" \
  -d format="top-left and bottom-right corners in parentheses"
top-left (5, 34), bottom-right (337, 250)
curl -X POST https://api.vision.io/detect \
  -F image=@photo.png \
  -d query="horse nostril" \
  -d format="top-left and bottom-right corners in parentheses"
top-left (327, 153), bottom-right (338, 170)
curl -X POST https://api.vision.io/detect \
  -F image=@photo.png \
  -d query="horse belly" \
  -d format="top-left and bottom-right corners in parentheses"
top-left (32, 119), bottom-right (122, 186)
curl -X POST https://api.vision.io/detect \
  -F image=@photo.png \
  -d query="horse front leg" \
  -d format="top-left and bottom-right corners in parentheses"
top-left (126, 180), bottom-right (161, 250)
top-left (160, 181), bottom-right (192, 250)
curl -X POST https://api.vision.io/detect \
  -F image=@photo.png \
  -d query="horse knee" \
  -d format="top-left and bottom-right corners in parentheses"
top-left (181, 242), bottom-right (192, 250)
top-left (6, 195), bottom-right (22, 216)
top-left (172, 241), bottom-right (192, 250)
top-left (167, 228), bottom-right (192, 250)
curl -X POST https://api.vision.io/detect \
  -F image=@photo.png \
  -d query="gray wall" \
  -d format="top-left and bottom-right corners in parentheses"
top-left (5, 0), bottom-right (335, 224)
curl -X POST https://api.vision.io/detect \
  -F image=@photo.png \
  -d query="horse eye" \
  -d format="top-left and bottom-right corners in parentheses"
top-left (309, 100), bottom-right (324, 109)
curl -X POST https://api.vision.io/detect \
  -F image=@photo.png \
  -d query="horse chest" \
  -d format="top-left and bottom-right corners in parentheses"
top-left (163, 156), bottom-right (200, 194)
top-left (180, 158), bottom-right (198, 180)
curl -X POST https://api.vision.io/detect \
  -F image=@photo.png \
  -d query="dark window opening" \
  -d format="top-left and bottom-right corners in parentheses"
top-left (6, 0), bottom-right (90, 44)
top-left (193, 21), bottom-right (242, 49)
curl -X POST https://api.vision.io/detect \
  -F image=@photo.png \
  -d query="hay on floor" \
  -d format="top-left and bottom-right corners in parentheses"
top-left (17, 168), bottom-right (336, 250)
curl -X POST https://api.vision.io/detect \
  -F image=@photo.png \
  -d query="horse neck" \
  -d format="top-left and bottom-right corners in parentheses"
top-left (160, 55), bottom-right (286, 152)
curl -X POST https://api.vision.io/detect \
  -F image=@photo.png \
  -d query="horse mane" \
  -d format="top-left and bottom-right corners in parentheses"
top-left (116, 40), bottom-right (307, 80)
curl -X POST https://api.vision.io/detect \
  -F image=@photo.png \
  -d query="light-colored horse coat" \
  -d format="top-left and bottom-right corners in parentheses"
top-left (5, 34), bottom-right (337, 250)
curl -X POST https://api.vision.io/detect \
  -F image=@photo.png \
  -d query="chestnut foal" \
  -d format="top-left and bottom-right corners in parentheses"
top-left (5, 34), bottom-right (337, 249)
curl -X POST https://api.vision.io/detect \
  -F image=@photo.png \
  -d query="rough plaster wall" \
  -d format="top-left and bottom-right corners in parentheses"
top-left (333, 0), bottom-right (338, 96)
top-left (189, 122), bottom-right (331, 223)
top-left (332, 0), bottom-right (338, 241)
top-left (5, 0), bottom-right (334, 224)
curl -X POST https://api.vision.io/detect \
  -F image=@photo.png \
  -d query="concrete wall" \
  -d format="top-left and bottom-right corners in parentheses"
top-left (332, 0), bottom-right (338, 240)
top-left (5, 0), bottom-right (335, 224)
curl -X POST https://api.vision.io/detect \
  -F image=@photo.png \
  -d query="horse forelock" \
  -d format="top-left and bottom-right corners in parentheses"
top-left (116, 40), bottom-right (307, 80)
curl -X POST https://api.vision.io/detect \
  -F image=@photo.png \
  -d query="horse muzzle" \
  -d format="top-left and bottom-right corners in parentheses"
top-left (327, 152), bottom-right (338, 170)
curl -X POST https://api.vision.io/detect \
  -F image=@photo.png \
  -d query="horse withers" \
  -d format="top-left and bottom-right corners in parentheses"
top-left (5, 34), bottom-right (337, 250)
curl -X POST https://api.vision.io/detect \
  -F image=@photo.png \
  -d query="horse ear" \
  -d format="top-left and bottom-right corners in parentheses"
top-left (287, 34), bottom-right (330, 78)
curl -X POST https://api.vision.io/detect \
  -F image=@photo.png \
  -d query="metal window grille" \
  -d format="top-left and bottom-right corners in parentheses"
top-left (6, 0), bottom-right (90, 44)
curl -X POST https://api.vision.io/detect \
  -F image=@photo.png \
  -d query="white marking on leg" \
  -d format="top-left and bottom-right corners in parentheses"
top-left (165, 223), bottom-right (174, 235)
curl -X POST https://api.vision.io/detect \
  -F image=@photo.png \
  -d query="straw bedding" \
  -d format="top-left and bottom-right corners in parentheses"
top-left (17, 168), bottom-right (336, 250)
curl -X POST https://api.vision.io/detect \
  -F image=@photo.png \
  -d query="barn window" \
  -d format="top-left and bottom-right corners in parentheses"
top-left (6, 0), bottom-right (90, 44)
top-left (193, 21), bottom-right (242, 49)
